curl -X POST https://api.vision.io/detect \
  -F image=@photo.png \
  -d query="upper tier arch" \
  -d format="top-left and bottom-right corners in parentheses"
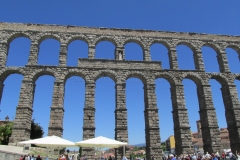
top-left (6, 32), bottom-right (32, 44)
top-left (149, 40), bottom-right (171, 51)
top-left (123, 37), bottom-right (145, 50)
top-left (37, 33), bottom-right (62, 45)
top-left (66, 35), bottom-right (89, 46)
top-left (94, 36), bottom-right (118, 47)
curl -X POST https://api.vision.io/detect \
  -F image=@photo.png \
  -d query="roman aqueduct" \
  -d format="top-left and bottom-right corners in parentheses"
top-left (0, 22), bottom-right (240, 159)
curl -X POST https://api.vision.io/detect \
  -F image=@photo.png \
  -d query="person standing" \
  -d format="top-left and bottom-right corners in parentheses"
top-left (192, 154), bottom-right (197, 160)
top-left (205, 152), bottom-right (211, 160)
top-left (213, 156), bottom-right (218, 160)
top-left (36, 155), bottom-right (42, 160)
top-left (222, 152), bottom-right (225, 160)
top-left (31, 154), bottom-right (35, 160)
top-left (122, 156), bottom-right (128, 160)
top-left (151, 155), bottom-right (155, 160)
top-left (229, 151), bottom-right (233, 160)
top-left (236, 152), bottom-right (240, 160)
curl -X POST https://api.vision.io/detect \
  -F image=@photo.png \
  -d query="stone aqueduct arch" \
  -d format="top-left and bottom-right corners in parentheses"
top-left (0, 22), bottom-right (240, 159)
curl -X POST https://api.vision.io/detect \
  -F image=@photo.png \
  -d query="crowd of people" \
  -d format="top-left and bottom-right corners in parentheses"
top-left (19, 154), bottom-right (44, 160)
top-left (18, 153), bottom-right (75, 160)
top-left (18, 151), bottom-right (240, 160)
top-left (162, 151), bottom-right (240, 160)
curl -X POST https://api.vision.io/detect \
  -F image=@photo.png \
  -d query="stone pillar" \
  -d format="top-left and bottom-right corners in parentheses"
top-left (168, 48), bottom-right (178, 70)
top-left (171, 84), bottom-right (193, 155)
top-left (197, 84), bottom-right (222, 153)
top-left (144, 83), bottom-right (162, 160)
top-left (48, 81), bottom-right (65, 137)
top-left (221, 84), bottom-right (240, 153)
top-left (217, 50), bottom-right (230, 73)
top-left (115, 47), bottom-right (125, 60)
top-left (88, 45), bottom-right (95, 59)
top-left (0, 42), bottom-right (8, 67)
top-left (59, 44), bottom-right (68, 66)
top-left (194, 50), bottom-right (205, 71)
top-left (115, 82), bottom-right (128, 159)
top-left (144, 48), bottom-right (151, 61)
top-left (9, 80), bottom-right (35, 145)
top-left (27, 41), bottom-right (39, 65)
top-left (82, 82), bottom-right (96, 159)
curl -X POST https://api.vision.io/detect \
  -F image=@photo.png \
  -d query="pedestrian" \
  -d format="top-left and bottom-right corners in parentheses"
top-left (36, 155), bottom-right (42, 160)
top-left (222, 152), bottom-right (225, 160)
top-left (31, 154), bottom-right (35, 160)
top-left (122, 156), bottom-right (128, 160)
top-left (213, 156), bottom-right (218, 160)
top-left (205, 152), bottom-right (211, 160)
top-left (236, 152), bottom-right (240, 160)
top-left (152, 155), bottom-right (155, 160)
top-left (62, 154), bottom-right (66, 160)
top-left (192, 154), bottom-right (196, 160)
top-left (58, 155), bottom-right (62, 160)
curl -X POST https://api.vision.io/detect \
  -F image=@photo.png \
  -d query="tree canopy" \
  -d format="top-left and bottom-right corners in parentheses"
top-left (0, 119), bottom-right (44, 145)
top-left (30, 119), bottom-right (44, 139)
top-left (0, 121), bottom-right (13, 145)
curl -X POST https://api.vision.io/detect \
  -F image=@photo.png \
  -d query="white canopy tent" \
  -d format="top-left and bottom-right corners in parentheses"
top-left (18, 135), bottom-right (77, 157)
top-left (18, 135), bottom-right (76, 147)
top-left (75, 136), bottom-right (128, 159)
top-left (75, 136), bottom-right (128, 148)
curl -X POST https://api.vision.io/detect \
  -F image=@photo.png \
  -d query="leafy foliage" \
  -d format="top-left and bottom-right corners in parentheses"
top-left (79, 147), bottom-right (82, 157)
top-left (0, 122), bottom-right (13, 145)
top-left (30, 119), bottom-right (44, 139)
top-left (130, 146), bottom-right (146, 158)
top-left (0, 119), bottom-right (44, 145)
top-left (162, 144), bottom-right (166, 151)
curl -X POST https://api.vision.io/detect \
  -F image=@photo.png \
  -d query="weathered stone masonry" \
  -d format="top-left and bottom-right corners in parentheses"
top-left (0, 22), bottom-right (240, 159)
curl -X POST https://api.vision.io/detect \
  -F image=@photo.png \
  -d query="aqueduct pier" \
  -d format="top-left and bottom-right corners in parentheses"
top-left (0, 22), bottom-right (240, 159)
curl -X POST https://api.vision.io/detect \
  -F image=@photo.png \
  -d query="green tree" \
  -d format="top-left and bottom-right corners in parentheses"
top-left (0, 122), bottom-right (13, 145)
top-left (0, 119), bottom-right (44, 145)
top-left (30, 119), bottom-right (44, 139)
top-left (161, 144), bottom-right (166, 151)
top-left (79, 147), bottom-right (82, 157)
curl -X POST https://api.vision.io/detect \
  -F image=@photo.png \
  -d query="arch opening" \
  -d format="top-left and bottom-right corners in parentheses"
top-left (126, 77), bottom-right (145, 145)
top-left (0, 74), bottom-right (23, 121)
top-left (234, 79), bottom-right (240, 101)
top-left (38, 39), bottom-right (60, 65)
top-left (95, 41), bottom-right (115, 60)
top-left (150, 43), bottom-right (170, 69)
top-left (176, 45), bottom-right (195, 70)
top-left (95, 77), bottom-right (115, 138)
top-left (6, 37), bottom-right (31, 67)
top-left (209, 79), bottom-right (227, 128)
top-left (124, 42), bottom-right (143, 61)
top-left (67, 40), bottom-right (88, 66)
top-left (155, 78), bottom-right (172, 144)
top-left (226, 48), bottom-right (240, 73)
top-left (63, 76), bottom-right (85, 142)
top-left (182, 79), bottom-right (200, 135)
top-left (202, 46), bottom-right (220, 72)
top-left (32, 75), bottom-right (55, 137)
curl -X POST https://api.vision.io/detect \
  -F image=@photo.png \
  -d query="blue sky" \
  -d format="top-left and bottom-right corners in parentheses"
top-left (1, 1), bottom-right (240, 148)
